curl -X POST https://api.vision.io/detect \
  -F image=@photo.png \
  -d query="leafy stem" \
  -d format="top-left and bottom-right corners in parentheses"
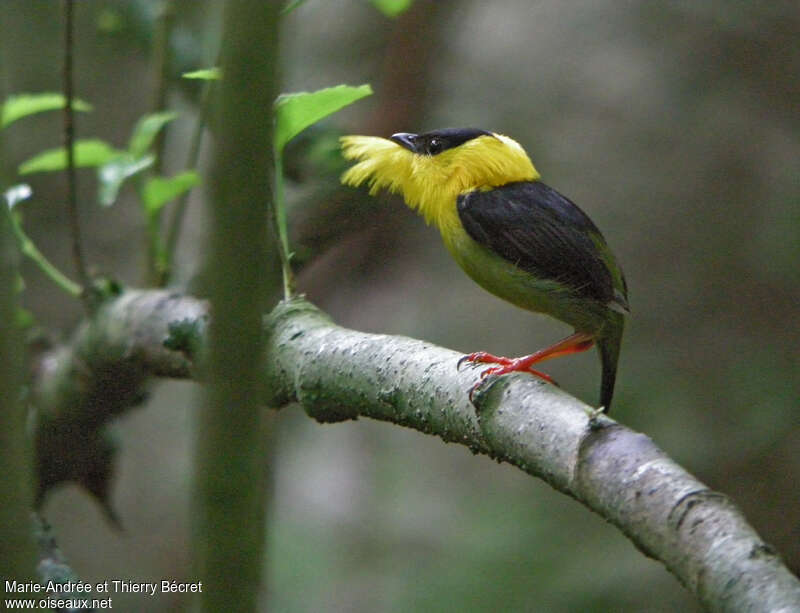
top-left (162, 69), bottom-right (217, 286)
top-left (271, 84), bottom-right (373, 300)
top-left (272, 149), bottom-right (295, 300)
top-left (5, 207), bottom-right (81, 298)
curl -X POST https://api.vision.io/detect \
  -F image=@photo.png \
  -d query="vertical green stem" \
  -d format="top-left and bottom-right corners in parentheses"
top-left (272, 151), bottom-right (295, 299)
top-left (150, 0), bottom-right (174, 177)
top-left (62, 0), bottom-right (90, 308)
top-left (147, 212), bottom-right (166, 284)
top-left (193, 2), bottom-right (281, 612)
top-left (161, 75), bottom-right (213, 285)
top-left (146, 0), bottom-right (175, 285)
top-left (0, 177), bottom-right (36, 590)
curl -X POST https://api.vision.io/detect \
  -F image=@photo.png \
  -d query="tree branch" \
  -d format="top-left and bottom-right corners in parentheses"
top-left (31, 290), bottom-right (800, 612)
top-left (33, 514), bottom-right (93, 612)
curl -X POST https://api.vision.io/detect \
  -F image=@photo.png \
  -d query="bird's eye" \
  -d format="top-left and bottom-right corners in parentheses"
top-left (427, 138), bottom-right (443, 155)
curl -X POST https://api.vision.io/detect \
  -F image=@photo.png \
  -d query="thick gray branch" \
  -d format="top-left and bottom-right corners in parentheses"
top-left (33, 290), bottom-right (800, 612)
top-left (263, 299), bottom-right (800, 612)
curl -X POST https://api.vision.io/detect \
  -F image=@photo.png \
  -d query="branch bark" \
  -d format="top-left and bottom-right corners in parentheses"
top-left (31, 290), bottom-right (800, 613)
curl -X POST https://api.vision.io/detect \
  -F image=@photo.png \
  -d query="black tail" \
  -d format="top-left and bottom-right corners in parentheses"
top-left (598, 313), bottom-right (625, 412)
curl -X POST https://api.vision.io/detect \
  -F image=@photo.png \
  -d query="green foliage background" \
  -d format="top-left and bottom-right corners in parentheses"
top-left (1, 1), bottom-right (797, 611)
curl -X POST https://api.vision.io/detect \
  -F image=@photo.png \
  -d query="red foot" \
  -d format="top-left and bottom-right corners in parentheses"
top-left (458, 332), bottom-right (596, 401)
top-left (457, 351), bottom-right (514, 369)
top-left (461, 354), bottom-right (558, 400)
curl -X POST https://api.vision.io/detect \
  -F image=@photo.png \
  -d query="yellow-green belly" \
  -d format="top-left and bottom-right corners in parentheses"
top-left (441, 224), bottom-right (608, 334)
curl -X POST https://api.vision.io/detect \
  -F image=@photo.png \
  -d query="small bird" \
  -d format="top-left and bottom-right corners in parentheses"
top-left (340, 128), bottom-right (628, 411)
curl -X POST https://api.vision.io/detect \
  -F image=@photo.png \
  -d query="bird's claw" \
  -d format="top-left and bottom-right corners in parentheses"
top-left (467, 378), bottom-right (488, 402)
top-left (458, 352), bottom-right (495, 370)
top-left (456, 353), bottom-right (476, 371)
top-left (460, 352), bottom-right (560, 402)
top-left (457, 352), bottom-right (513, 371)
top-left (468, 367), bottom-right (507, 401)
top-left (479, 365), bottom-right (503, 378)
top-left (461, 357), bottom-right (503, 401)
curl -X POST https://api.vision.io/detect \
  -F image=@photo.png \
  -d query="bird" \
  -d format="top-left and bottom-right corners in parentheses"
top-left (340, 128), bottom-right (628, 411)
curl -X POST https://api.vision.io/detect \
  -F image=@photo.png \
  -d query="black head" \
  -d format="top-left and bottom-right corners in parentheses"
top-left (390, 128), bottom-right (493, 156)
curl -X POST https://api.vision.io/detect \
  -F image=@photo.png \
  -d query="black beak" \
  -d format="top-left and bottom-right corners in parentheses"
top-left (390, 132), bottom-right (418, 152)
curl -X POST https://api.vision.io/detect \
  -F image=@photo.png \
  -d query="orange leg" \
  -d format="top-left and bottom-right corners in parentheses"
top-left (458, 332), bottom-right (595, 399)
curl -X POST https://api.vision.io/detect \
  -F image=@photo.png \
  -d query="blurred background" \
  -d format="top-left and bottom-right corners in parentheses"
top-left (1, 1), bottom-right (798, 611)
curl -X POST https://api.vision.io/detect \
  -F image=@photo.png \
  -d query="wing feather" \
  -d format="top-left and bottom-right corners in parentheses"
top-left (457, 181), bottom-right (627, 309)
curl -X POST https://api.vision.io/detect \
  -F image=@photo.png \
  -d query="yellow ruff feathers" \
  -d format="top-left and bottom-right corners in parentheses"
top-left (340, 133), bottom-right (539, 236)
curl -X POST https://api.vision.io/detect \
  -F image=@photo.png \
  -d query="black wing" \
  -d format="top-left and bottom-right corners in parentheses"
top-left (457, 181), bottom-right (619, 305)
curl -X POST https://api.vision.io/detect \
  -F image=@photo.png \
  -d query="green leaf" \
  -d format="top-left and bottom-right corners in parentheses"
top-left (274, 84), bottom-right (373, 153)
top-left (182, 67), bottom-right (221, 81)
top-left (1, 93), bottom-right (92, 129)
top-left (128, 111), bottom-right (178, 158)
top-left (142, 171), bottom-right (200, 217)
top-left (3, 184), bottom-right (32, 209)
top-left (98, 154), bottom-right (155, 207)
top-left (369, 0), bottom-right (413, 17)
top-left (18, 140), bottom-right (121, 175)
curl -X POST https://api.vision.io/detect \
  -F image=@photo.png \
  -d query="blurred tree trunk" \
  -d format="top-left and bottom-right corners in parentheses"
top-left (0, 180), bottom-right (36, 586)
top-left (192, 1), bottom-right (281, 612)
